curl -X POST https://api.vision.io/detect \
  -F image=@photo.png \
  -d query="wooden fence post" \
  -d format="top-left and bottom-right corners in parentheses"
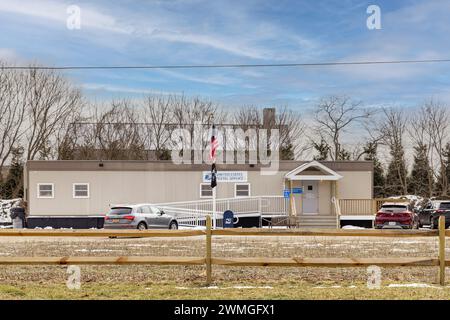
top-left (439, 215), bottom-right (446, 286)
top-left (206, 215), bottom-right (212, 286)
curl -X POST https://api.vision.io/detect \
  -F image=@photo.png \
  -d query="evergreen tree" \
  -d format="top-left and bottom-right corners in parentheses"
top-left (363, 142), bottom-right (385, 198)
top-left (338, 148), bottom-right (351, 160)
top-left (280, 143), bottom-right (294, 160)
top-left (407, 143), bottom-right (433, 197)
top-left (437, 143), bottom-right (450, 196)
top-left (0, 147), bottom-right (24, 199)
top-left (156, 148), bottom-right (172, 161)
top-left (313, 138), bottom-right (330, 160)
top-left (385, 144), bottom-right (408, 196)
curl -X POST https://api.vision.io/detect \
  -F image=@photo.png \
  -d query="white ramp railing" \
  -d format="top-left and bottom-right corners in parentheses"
top-left (158, 206), bottom-right (213, 228)
top-left (156, 196), bottom-right (287, 227)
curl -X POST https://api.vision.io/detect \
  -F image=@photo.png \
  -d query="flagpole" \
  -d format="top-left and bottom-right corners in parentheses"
top-left (209, 114), bottom-right (218, 230)
top-left (212, 183), bottom-right (217, 229)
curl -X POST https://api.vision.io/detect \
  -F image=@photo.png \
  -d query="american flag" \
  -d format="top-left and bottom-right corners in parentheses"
top-left (210, 124), bottom-right (219, 161)
top-left (210, 124), bottom-right (218, 189)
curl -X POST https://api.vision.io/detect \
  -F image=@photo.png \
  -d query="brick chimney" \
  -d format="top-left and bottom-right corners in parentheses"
top-left (263, 108), bottom-right (276, 129)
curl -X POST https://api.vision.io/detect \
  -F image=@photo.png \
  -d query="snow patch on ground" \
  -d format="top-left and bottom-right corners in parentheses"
top-left (232, 286), bottom-right (273, 289)
top-left (341, 225), bottom-right (366, 230)
top-left (391, 248), bottom-right (413, 252)
top-left (313, 283), bottom-right (442, 289)
top-left (176, 286), bottom-right (273, 290)
top-left (178, 226), bottom-right (206, 230)
top-left (388, 283), bottom-right (442, 289)
top-left (75, 249), bottom-right (117, 253)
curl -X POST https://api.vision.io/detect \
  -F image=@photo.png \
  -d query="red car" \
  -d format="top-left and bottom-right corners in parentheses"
top-left (374, 203), bottom-right (419, 229)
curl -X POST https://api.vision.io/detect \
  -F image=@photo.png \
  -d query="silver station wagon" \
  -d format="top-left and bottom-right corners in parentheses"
top-left (104, 204), bottom-right (178, 230)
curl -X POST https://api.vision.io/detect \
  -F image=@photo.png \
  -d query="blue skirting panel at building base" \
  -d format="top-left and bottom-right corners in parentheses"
top-left (27, 217), bottom-right (105, 229)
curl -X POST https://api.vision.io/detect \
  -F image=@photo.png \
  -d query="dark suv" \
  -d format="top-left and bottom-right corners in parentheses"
top-left (418, 201), bottom-right (450, 229)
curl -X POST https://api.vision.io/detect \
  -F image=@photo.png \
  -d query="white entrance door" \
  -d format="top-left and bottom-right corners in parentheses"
top-left (302, 181), bottom-right (318, 214)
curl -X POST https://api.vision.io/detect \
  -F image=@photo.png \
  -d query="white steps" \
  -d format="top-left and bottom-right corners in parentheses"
top-left (297, 215), bottom-right (337, 229)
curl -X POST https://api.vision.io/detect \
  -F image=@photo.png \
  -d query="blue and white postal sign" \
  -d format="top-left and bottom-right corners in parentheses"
top-left (203, 171), bottom-right (248, 183)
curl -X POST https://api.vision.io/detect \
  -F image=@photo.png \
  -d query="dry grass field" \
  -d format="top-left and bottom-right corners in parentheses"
top-left (0, 234), bottom-right (450, 299)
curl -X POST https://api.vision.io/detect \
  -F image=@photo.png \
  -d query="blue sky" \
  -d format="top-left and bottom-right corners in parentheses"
top-left (1, 0), bottom-right (450, 110)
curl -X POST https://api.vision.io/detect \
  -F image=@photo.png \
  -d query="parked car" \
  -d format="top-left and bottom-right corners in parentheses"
top-left (374, 203), bottom-right (419, 229)
top-left (418, 200), bottom-right (450, 229)
top-left (104, 204), bottom-right (178, 230)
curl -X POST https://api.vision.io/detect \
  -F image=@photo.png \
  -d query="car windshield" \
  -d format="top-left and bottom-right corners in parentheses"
top-left (380, 205), bottom-right (408, 213)
top-left (439, 203), bottom-right (450, 210)
top-left (109, 207), bottom-right (132, 215)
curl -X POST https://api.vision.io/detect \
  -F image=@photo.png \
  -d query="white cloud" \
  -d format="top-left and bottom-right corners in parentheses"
top-left (0, 0), bottom-right (128, 34)
top-left (157, 69), bottom-right (237, 86)
top-left (330, 1), bottom-right (450, 82)
top-left (81, 82), bottom-right (179, 96)
top-left (0, 0), bottom-right (319, 61)
top-left (149, 30), bottom-right (268, 60)
top-left (0, 48), bottom-right (18, 61)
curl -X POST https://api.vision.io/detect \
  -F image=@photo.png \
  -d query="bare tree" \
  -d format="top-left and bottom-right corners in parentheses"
top-left (0, 64), bottom-right (27, 171)
top-left (274, 106), bottom-right (306, 159)
top-left (173, 96), bottom-right (226, 128)
top-left (232, 106), bottom-right (260, 156)
top-left (55, 107), bottom-right (87, 160)
top-left (379, 108), bottom-right (408, 195)
top-left (172, 96), bottom-right (226, 159)
top-left (421, 101), bottom-right (449, 195)
top-left (233, 106), bottom-right (262, 129)
top-left (312, 96), bottom-right (373, 160)
top-left (93, 101), bottom-right (146, 160)
top-left (57, 101), bottom-right (147, 160)
top-left (142, 95), bottom-right (175, 160)
top-left (407, 106), bottom-right (436, 197)
top-left (23, 67), bottom-right (83, 160)
top-left (233, 106), bottom-right (306, 160)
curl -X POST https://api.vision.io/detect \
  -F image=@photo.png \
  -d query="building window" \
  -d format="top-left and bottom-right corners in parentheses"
top-left (200, 183), bottom-right (213, 198)
top-left (73, 183), bottom-right (89, 198)
top-left (37, 183), bottom-right (54, 198)
top-left (235, 183), bottom-right (250, 197)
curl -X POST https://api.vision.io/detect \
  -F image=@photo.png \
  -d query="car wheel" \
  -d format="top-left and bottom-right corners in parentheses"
top-left (137, 222), bottom-right (147, 230)
top-left (169, 221), bottom-right (178, 230)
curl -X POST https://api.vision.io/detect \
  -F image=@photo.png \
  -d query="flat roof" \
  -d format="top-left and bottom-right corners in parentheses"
top-left (26, 160), bottom-right (374, 172)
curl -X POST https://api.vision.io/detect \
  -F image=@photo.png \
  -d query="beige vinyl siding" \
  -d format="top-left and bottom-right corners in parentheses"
top-left (30, 171), bottom-right (203, 216)
top-left (27, 167), bottom-right (373, 217)
top-left (318, 181), bottom-right (332, 215)
top-left (336, 171), bottom-right (373, 199)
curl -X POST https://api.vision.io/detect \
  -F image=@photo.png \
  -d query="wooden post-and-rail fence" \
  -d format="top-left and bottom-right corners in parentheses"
top-left (0, 216), bottom-right (448, 286)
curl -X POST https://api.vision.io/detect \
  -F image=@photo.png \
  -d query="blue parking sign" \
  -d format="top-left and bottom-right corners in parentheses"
top-left (292, 187), bottom-right (303, 194)
top-left (283, 189), bottom-right (291, 198)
